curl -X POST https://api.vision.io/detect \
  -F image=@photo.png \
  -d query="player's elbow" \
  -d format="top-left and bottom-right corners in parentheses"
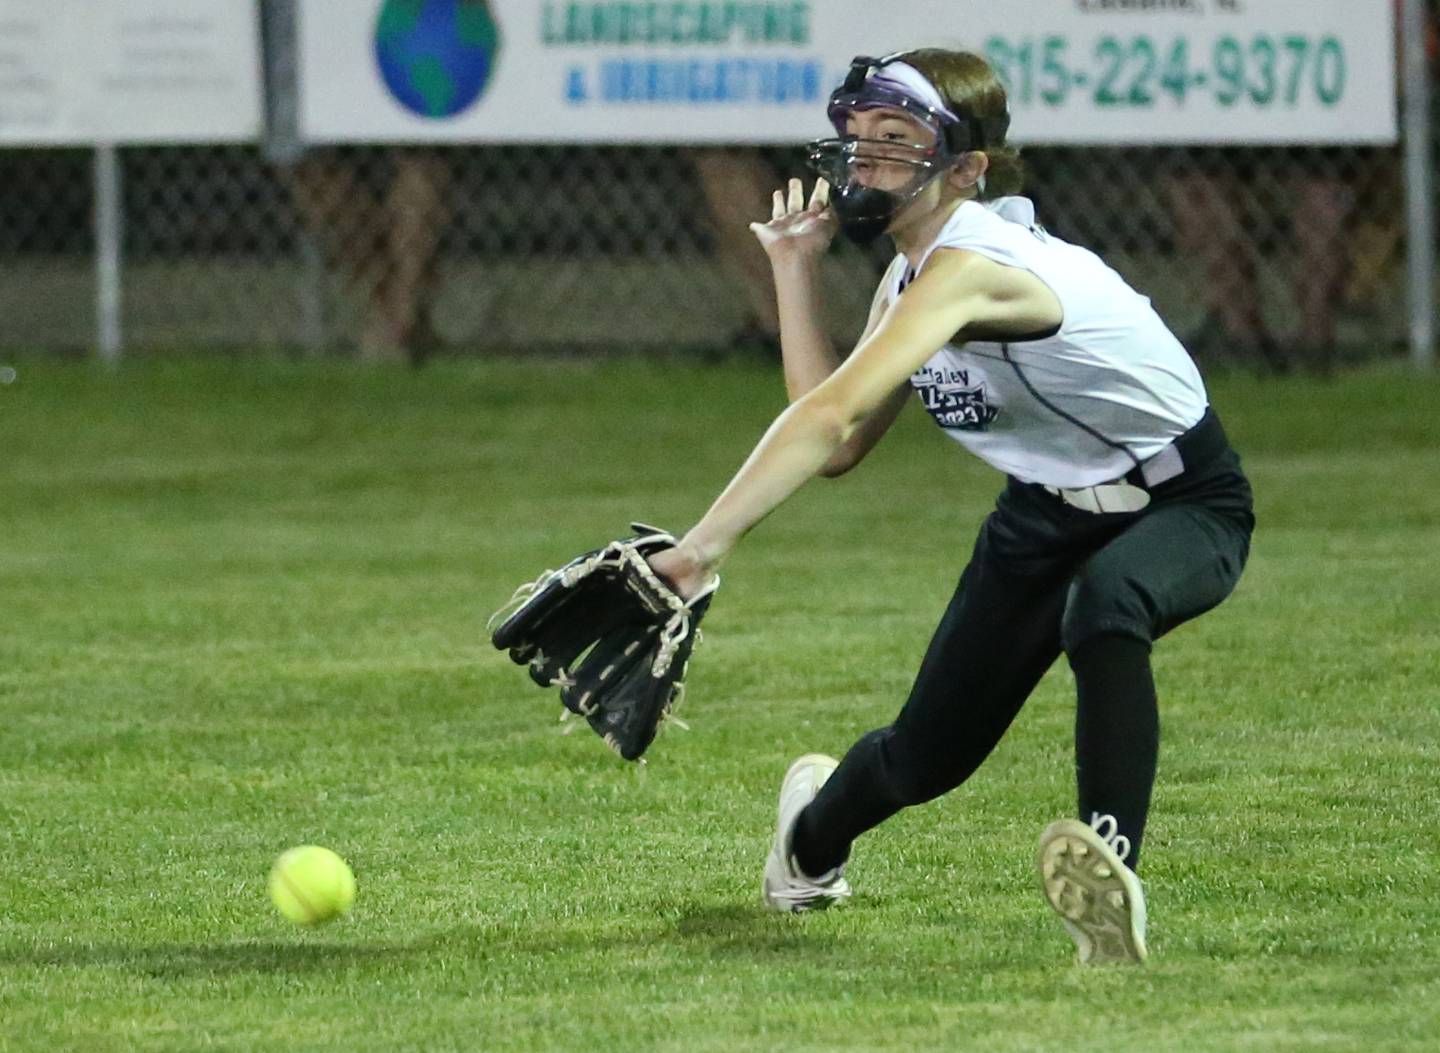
top-left (818, 452), bottom-right (859, 478)
top-left (794, 390), bottom-right (857, 448)
top-left (799, 397), bottom-right (865, 478)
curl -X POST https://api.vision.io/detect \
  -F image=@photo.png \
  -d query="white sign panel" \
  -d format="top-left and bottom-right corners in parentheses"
top-left (976, 0), bottom-right (1396, 145)
top-left (0, 0), bottom-right (263, 145)
top-left (298, 0), bottom-right (1396, 145)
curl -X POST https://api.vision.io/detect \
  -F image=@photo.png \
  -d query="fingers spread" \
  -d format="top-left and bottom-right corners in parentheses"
top-left (810, 178), bottom-right (831, 210)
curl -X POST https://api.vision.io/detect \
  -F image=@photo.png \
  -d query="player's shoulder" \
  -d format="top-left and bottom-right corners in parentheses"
top-left (944, 196), bottom-right (1045, 242)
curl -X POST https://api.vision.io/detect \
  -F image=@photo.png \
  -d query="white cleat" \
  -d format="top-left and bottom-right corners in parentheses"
top-left (1037, 815), bottom-right (1148, 964)
top-left (762, 753), bottom-right (852, 913)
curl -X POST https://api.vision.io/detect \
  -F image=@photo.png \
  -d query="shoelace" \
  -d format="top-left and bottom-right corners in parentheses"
top-left (1088, 812), bottom-right (1132, 863)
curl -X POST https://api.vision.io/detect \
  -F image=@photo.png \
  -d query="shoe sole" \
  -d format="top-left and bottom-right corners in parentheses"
top-left (761, 754), bottom-right (847, 913)
top-left (1037, 819), bottom-right (1148, 964)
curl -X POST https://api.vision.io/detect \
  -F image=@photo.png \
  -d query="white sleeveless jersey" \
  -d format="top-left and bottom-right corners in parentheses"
top-left (884, 196), bottom-right (1207, 488)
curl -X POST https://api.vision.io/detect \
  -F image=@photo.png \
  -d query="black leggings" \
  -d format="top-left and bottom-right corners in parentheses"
top-left (793, 447), bottom-right (1254, 876)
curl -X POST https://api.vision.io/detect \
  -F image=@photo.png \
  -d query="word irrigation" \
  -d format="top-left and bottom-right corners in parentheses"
top-left (588, 57), bottom-right (823, 104)
top-left (985, 33), bottom-right (1347, 110)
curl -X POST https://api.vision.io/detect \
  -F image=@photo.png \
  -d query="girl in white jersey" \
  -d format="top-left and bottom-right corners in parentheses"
top-left (648, 49), bottom-right (1254, 965)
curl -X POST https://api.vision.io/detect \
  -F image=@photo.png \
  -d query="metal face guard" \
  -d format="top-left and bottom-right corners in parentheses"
top-left (806, 136), bottom-right (953, 244)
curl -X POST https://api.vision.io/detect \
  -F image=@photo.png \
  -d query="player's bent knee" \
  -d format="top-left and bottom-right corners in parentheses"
top-left (1060, 573), bottom-right (1154, 655)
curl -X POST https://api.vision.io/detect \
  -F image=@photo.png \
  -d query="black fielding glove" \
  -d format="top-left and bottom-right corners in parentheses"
top-left (490, 524), bottom-right (717, 761)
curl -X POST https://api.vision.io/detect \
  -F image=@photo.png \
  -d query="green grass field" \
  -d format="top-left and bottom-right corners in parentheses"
top-left (1, 356), bottom-right (1438, 1052)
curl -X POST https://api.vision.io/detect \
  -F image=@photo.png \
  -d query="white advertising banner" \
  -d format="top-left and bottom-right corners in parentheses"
top-left (0, 0), bottom-right (263, 145)
top-left (298, 0), bottom-right (1396, 146)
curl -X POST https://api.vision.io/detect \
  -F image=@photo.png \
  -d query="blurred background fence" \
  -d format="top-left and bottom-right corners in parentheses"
top-left (0, 1), bottom-right (1434, 373)
top-left (0, 143), bottom-right (1424, 366)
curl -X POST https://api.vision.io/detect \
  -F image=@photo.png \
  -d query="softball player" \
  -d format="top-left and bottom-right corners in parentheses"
top-left (648, 48), bottom-right (1254, 964)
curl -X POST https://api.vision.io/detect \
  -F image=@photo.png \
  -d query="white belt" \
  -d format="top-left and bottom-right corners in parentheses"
top-left (1043, 443), bottom-right (1187, 515)
top-left (1043, 482), bottom-right (1151, 513)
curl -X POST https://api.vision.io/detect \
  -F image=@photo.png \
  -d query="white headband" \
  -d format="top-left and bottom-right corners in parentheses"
top-left (867, 61), bottom-right (960, 123)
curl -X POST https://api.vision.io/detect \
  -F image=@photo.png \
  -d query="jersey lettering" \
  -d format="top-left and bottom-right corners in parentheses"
top-left (910, 364), bottom-right (1000, 432)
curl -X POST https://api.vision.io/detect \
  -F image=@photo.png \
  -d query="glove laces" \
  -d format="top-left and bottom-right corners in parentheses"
top-left (485, 566), bottom-right (556, 633)
top-left (623, 544), bottom-right (719, 678)
top-left (486, 530), bottom-right (674, 633)
top-left (492, 526), bottom-right (718, 761)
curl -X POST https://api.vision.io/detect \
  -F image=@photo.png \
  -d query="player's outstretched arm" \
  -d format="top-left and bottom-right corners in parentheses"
top-left (650, 249), bottom-right (1059, 597)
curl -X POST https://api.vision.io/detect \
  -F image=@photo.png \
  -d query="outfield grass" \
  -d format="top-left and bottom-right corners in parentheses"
top-left (1, 356), bottom-right (1437, 1052)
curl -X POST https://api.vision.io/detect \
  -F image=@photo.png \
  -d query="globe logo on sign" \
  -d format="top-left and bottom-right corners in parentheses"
top-left (374, 0), bottom-right (500, 119)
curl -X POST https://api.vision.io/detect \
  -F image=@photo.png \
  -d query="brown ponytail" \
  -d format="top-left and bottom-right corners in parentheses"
top-left (900, 48), bottom-right (1024, 200)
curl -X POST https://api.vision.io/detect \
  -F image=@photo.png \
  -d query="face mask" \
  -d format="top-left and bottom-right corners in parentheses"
top-left (806, 54), bottom-right (1009, 244)
top-left (808, 136), bottom-right (952, 245)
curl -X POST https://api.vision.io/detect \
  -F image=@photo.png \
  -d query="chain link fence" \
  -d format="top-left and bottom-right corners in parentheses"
top-left (0, 80), bottom-right (1432, 372)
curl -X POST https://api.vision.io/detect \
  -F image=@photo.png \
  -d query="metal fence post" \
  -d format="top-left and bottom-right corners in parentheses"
top-left (260, 0), bottom-right (302, 167)
top-left (1402, 0), bottom-right (1436, 369)
top-left (93, 143), bottom-right (124, 363)
top-left (261, 0), bottom-right (326, 354)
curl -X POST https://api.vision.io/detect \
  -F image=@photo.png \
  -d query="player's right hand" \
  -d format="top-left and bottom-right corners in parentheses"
top-left (646, 542), bottom-right (713, 603)
top-left (749, 178), bottom-right (836, 261)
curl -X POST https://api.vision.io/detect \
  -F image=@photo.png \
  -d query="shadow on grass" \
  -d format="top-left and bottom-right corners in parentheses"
top-left (0, 901), bottom-right (859, 978)
top-left (668, 902), bottom-right (830, 956)
top-left (0, 939), bottom-right (421, 978)
top-left (410, 903), bottom-right (850, 964)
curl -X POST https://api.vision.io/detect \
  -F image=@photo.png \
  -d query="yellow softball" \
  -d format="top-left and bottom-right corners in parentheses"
top-left (267, 845), bottom-right (356, 926)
